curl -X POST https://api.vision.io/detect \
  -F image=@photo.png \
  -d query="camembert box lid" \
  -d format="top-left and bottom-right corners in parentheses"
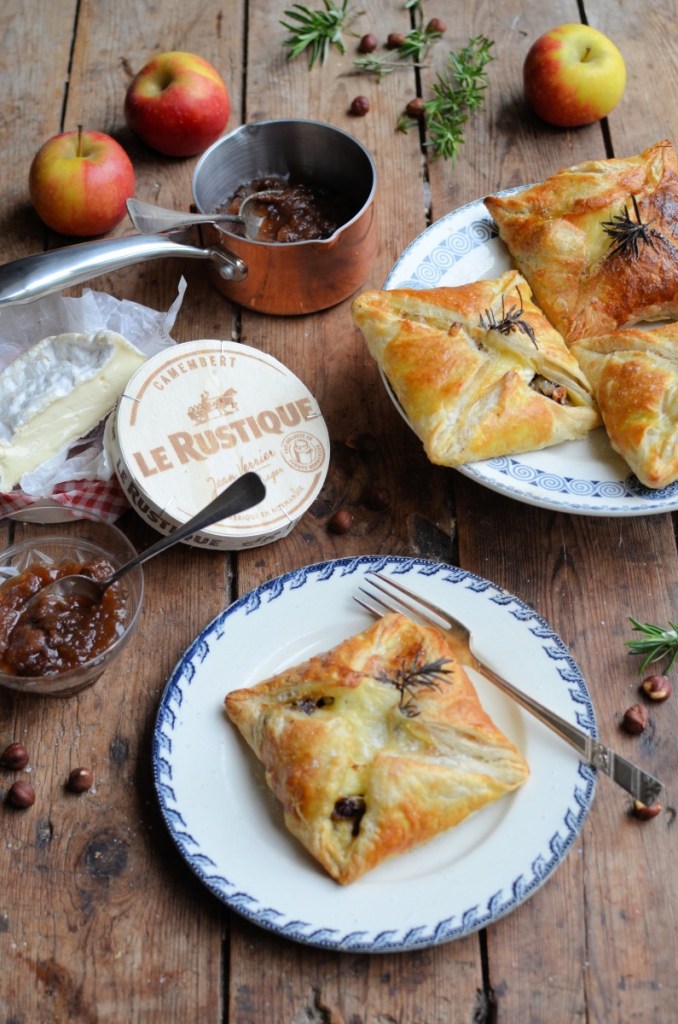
top-left (106, 339), bottom-right (330, 549)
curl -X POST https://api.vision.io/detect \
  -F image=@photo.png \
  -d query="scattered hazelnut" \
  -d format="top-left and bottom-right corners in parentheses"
top-left (349, 95), bottom-right (370, 117)
top-left (0, 742), bottom-right (30, 771)
top-left (363, 484), bottom-right (390, 511)
top-left (328, 509), bottom-right (354, 535)
top-left (641, 674), bottom-right (672, 701)
top-left (405, 97), bottom-right (426, 120)
top-left (632, 799), bottom-right (662, 821)
top-left (358, 33), bottom-right (378, 53)
top-left (426, 17), bottom-right (447, 34)
top-left (67, 767), bottom-right (94, 793)
top-left (6, 780), bottom-right (35, 809)
top-left (622, 703), bottom-right (649, 735)
top-left (386, 31), bottom-right (406, 49)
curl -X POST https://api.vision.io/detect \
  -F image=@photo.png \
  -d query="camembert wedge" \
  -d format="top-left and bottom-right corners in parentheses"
top-left (0, 329), bottom-right (145, 490)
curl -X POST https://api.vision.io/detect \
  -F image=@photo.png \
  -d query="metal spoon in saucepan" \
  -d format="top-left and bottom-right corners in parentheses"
top-left (126, 194), bottom-right (284, 240)
top-left (28, 471), bottom-right (266, 609)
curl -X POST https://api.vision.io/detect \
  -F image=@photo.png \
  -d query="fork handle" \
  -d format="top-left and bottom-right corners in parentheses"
top-left (476, 658), bottom-right (663, 806)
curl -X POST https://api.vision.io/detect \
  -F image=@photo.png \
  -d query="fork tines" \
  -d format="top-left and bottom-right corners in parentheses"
top-left (356, 572), bottom-right (451, 631)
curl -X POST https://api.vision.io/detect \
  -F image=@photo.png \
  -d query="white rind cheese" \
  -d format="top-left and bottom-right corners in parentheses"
top-left (0, 329), bottom-right (146, 491)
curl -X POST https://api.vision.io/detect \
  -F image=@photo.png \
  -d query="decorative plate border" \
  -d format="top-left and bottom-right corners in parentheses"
top-left (153, 556), bottom-right (596, 952)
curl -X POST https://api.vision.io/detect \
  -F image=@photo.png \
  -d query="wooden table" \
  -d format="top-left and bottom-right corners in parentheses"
top-left (1, 1), bottom-right (677, 1020)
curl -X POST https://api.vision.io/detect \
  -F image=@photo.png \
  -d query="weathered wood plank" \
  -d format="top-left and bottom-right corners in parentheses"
top-left (227, 2), bottom-right (474, 1021)
top-left (0, 1), bottom-right (244, 1020)
top-left (0, 1), bottom-right (79, 261)
top-left (431, 0), bottom-right (678, 1020)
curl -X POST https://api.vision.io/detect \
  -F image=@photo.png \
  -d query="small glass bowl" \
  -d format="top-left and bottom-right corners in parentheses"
top-left (0, 518), bottom-right (144, 696)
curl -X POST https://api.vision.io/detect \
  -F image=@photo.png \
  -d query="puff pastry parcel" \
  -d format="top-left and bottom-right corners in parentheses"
top-left (351, 269), bottom-right (599, 468)
top-left (571, 323), bottom-right (678, 489)
top-left (225, 612), bottom-right (529, 884)
top-left (484, 140), bottom-right (678, 343)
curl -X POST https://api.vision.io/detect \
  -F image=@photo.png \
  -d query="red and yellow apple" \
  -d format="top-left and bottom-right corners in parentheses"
top-left (29, 128), bottom-right (135, 236)
top-left (124, 51), bottom-right (230, 157)
top-left (523, 24), bottom-right (626, 128)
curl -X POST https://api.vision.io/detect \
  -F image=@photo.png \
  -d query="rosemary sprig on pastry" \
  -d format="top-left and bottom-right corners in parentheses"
top-left (372, 654), bottom-right (453, 716)
top-left (601, 194), bottom-right (661, 258)
top-left (626, 617), bottom-right (678, 672)
top-left (479, 288), bottom-right (538, 348)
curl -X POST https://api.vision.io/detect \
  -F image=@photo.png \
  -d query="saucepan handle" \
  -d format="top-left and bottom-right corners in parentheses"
top-left (0, 234), bottom-right (248, 306)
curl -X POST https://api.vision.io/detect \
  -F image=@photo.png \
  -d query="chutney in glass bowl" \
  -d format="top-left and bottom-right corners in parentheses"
top-left (0, 517), bottom-right (143, 696)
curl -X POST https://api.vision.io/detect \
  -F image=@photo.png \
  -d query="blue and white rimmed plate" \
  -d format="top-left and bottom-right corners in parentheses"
top-left (153, 555), bottom-right (596, 952)
top-left (384, 193), bottom-right (678, 517)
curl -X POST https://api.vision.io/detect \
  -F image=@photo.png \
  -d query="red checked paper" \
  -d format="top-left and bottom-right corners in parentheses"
top-left (0, 478), bottom-right (131, 524)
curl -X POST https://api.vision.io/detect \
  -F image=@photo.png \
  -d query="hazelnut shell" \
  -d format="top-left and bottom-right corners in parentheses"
top-left (640, 674), bottom-right (671, 701)
top-left (67, 767), bottom-right (94, 793)
top-left (7, 780), bottom-right (35, 809)
top-left (632, 799), bottom-right (662, 820)
top-left (0, 742), bottom-right (30, 770)
top-left (622, 703), bottom-right (649, 735)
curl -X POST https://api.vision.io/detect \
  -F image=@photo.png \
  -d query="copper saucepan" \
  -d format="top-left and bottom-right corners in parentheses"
top-left (0, 119), bottom-right (377, 316)
top-left (191, 118), bottom-right (377, 314)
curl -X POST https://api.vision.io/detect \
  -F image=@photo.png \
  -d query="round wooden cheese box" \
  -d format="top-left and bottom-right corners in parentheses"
top-left (105, 340), bottom-right (330, 549)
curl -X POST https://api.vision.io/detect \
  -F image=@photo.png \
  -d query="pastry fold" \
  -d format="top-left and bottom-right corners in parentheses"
top-left (571, 322), bottom-right (678, 489)
top-left (484, 140), bottom-right (678, 343)
top-left (225, 612), bottom-right (529, 884)
top-left (351, 270), bottom-right (599, 468)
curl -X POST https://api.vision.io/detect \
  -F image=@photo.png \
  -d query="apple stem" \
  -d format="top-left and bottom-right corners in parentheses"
top-left (77, 124), bottom-right (83, 157)
top-left (582, 46), bottom-right (592, 63)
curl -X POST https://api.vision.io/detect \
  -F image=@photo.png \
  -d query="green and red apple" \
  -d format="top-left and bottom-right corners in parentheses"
top-left (523, 24), bottom-right (626, 128)
top-left (29, 128), bottom-right (135, 236)
top-left (124, 51), bottom-right (230, 157)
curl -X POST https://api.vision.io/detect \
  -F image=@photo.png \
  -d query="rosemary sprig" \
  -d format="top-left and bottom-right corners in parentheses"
top-left (479, 288), bottom-right (538, 347)
top-left (395, 24), bottom-right (443, 62)
top-left (373, 653), bottom-right (453, 717)
top-left (352, 54), bottom-right (416, 80)
top-left (352, 22), bottom-right (442, 78)
top-left (280, 0), bottom-right (351, 67)
top-left (601, 194), bottom-right (660, 259)
top-left (626, 617), bottom-right (678, 672)
top-left (399, 35), bottom-right (495, 162)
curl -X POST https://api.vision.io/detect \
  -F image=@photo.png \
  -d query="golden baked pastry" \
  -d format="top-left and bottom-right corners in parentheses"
top-left (571, 323), bottom-right (678, 489)
top-left (484, 140), bottom-right (678, 343)
top-left (225, 612), bottom-right (529, 885)
top-left (351, 269), bottom-right (599, 468)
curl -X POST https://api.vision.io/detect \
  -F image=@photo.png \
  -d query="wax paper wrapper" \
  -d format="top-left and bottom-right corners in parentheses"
top-left (0, 280), bottom-right (186, 523)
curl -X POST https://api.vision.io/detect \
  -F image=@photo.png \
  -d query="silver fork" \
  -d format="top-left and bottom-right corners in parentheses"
top-left (355, 571), bottom-right (664, 808)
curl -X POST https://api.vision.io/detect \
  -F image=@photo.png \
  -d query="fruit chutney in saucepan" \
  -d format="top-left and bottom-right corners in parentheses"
top-left (221, 174), bottom-right (353, 243)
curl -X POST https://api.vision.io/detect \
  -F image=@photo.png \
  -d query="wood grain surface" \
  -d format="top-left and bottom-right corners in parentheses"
top-left (0, 1), bottom-right (676, 1021)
